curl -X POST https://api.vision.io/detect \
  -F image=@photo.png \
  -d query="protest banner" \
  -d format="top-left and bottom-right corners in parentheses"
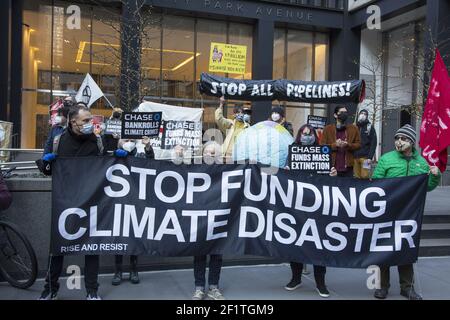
top-left (308, 115), bottom-right (327, 141)
top-left (51, 157), bottom-right (427, 268)
top-left (209, 42), bottom-right (247, 75)
top-left (121, 112), bottom-right (162, 139)
top-left (161, 120), bottom-right (202, 149)
top-left (137, 101), bottom-right (203, 157)
top-left (199, 73), bottom-right (366, 104)
top-left (288, 144), bottom-right (332, 174)
top-left (104, 119), bottom-right (122, 136)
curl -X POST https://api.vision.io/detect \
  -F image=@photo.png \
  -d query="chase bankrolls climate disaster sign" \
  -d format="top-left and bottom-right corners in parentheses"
top-left (209, 42), bottom-right (247, 75)
top-left (51, 157), bottom-right (428, 268)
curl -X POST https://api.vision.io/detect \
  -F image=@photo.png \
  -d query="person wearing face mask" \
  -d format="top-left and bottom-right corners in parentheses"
top-left (191, 141), bottom-right (225, 301)
top-left (371, 124), bottom-right (440, 301)
top-left (321, 106), bottom-right (361, 177)
top-left (215, 96), bottom-right (250, 159)
top-left (43, 105), bottom-right (70, 154)
top-left (353, 109), bottom-right (377, 179)
top-left (103, 107), bottom-right (124, 152)
top-left (111, 136), bottom-right (154, 286)
top-left (38, 103), bottom-right (105, 300)
top-left (269, 106), bottom-right (293, 136)
top-left (284, 124), bottom-right (336, 298)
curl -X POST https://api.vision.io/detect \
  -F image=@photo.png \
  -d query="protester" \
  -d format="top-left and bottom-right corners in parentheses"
top-left (321, 106), bottom-right (361, 177)
top-left (372, 124), bottom-right (441, 300)
top-left (111, 136), bottom-right (154, 286)
top-left (103, 107), bottom-right (123, 152)
top-left (215, 96), bottom-right (250, 158)
top-left (39, 103), bottom-right (105, 300)
top-left (285, 124), bottom-right (336, 298)
top-left (43, 105), bottom-right (70, 154)
top-left (191, 143), bottom-right (225, 301)
top-left (353, 109), bottom-right (377, 179)
top-left (269, 105), bottom-right (293, 136)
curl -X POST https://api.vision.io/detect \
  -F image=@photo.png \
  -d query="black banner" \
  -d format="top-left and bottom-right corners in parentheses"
top-left (288, 144), bottom-right (332, 174)
top-left (121, 112), bottom-right (162, 139)
top-left (198, 73), bottom-right (366, 103)
top-left (51, 157), bottom-right (427, 268)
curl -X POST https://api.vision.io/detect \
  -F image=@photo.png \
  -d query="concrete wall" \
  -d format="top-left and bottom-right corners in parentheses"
top-left (3, 178), bottom-right (280, 278)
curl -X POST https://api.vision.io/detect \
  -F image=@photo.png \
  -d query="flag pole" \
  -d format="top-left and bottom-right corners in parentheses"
top-left (103, 95), bottom-right (114, 108)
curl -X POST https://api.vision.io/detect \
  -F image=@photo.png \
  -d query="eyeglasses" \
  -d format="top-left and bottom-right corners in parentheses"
top-left (395, 136), bottom-right (410, 142)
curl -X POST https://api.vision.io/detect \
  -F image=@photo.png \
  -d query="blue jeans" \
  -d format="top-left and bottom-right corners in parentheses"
top-left (194, 255), bottom-right (223, 288)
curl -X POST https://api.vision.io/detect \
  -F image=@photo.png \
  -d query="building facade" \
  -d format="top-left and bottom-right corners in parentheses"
top-left (0, 0), bottom-right (449, 168)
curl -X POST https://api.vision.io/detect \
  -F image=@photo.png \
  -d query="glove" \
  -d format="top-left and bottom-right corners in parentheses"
top-left (114, 149), bottom-right (128, 158)
top-left (42, 153), bottom-right (57, 162)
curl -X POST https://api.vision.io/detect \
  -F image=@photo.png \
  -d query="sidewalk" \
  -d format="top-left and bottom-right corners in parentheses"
top-left (1, 256), bottom-right (450, 300)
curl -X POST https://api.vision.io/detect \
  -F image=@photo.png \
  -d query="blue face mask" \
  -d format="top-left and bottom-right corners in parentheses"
top-left (300, 135), bottom-right (315, 146)
top-left (80, 123), bottom-right (94, 135)
top-left (243, 114), bottom-right (251, 123)
top-left (235, 114), bottom-right (244, 122)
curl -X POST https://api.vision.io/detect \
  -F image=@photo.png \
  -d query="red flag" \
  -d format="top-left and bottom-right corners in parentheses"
top-left (419, 49), bottom-right (450, 172)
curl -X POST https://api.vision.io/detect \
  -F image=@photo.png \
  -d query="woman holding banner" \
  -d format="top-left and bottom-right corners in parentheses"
top-left (285, 124), bottom-right (336, 298)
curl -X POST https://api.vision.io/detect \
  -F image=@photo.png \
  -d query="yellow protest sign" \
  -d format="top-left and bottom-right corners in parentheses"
top-left (209, 42), bottom-right (247, 75)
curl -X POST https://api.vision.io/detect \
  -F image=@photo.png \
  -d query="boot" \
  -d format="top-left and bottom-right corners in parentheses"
top-left (112, 270), bottom-right (122, 286)
top-left (129, 256), bottom-right (140, 284)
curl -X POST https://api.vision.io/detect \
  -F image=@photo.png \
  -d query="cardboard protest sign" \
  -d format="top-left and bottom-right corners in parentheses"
top-left (121, 112), bottom-right (162, 139)
top-left (288, 144), bottom-right (332, 174)
top-left (209, 42), bottom-right (247, 75)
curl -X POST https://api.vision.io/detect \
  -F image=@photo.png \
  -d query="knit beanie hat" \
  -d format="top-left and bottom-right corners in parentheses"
top-left (395, 124), bottom-right (416, 144)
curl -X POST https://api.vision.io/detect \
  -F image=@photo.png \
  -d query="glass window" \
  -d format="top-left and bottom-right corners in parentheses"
top-left (273, 28), bottom-right (329, 138)
top-left (22, 0), bottom-right (121, 148)
top-left (141, 13), bottom-right (162, 99)
top-left (228, 23), bottom-right (253, 80)
top-left (162, 15), bottom-right (195, 106)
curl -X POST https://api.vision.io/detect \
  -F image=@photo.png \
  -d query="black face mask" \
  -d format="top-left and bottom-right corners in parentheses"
top-left (337, 112), bottom-right (348, 122)
top-left (113, 112), bottom-right (122, 119)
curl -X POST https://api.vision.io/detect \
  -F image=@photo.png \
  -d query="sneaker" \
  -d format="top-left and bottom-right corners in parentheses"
top-left (207, 287), bottom-right (225, 300)
top-left (400, 288), bottom-right (422, 300)
top-left (374, 288), bottom-right (388, 300)
top-left (111, 271), bottom-right (122, 286)
top-left (192, 289), bottom-right (206, 300)
top-left (86, 291), bottom-right (102, 300)
top-left (130, 271), bottom-right (140, 284)
top-left (316, 285), bottom-right (330, 298)
top-left (285, 278), bottom-right (302, 291)
top-left (38, 289), bottom-right (58, 300)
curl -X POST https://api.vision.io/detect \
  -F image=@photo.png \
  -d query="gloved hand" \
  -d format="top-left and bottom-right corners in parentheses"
top-left (114, 149), bottom-right (128, 158)
top-left (42, 153), bottom-right (57, 162)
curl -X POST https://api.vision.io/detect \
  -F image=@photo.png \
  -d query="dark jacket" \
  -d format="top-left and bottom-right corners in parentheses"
top-left (0, 175), bottom-right (12, 211)
top-left (56, 127), bottom-right (105, 157)
top-left (320, 123), bottom-right (361, 168)
top-left (354, 121), bottom-right (377, 159)
top-left (44, 125), bottom-right (65, 154)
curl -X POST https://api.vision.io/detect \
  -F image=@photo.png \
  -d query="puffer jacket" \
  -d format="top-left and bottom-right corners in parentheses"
top-left (372, 149), bottom-right (441, 191)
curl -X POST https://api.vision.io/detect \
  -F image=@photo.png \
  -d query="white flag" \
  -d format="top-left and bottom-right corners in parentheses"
top-left (75, 73), bottom-right (104, 108)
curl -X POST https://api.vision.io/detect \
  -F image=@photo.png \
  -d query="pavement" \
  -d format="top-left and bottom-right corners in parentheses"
top-left (1, 256), bottom-right (450, 300)
top-left (1, 187), bottom-right (449, 300)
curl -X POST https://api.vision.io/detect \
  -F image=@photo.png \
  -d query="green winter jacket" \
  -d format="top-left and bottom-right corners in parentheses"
top-left (372, 149), bottom-right (441, 191)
